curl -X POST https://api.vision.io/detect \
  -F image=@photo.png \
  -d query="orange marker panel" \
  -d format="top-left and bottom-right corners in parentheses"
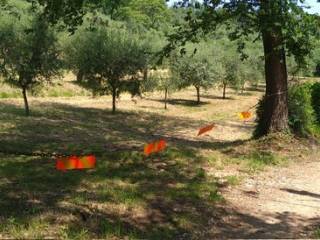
top-left (239, 111), bottom-right (252, 120)
top-left (144, 143), bottom-right (155, 156)
top-left (56, 155), bottom-right (96, 171)
top-left (197, 124), bottom-right (215, 136)
top-left (144, 139), bottom-right (167, 156)
top-left (155, 139), bottom-right (166, 153)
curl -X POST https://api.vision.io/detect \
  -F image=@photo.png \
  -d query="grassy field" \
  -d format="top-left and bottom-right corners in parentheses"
top-left (0, 84), bottom-right (318, 239)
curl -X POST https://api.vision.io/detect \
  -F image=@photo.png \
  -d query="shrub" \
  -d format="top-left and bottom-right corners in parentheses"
top-left (311, 82), bottom-right (320, 124)
top-left (288, 83), bottom-right (315, 136)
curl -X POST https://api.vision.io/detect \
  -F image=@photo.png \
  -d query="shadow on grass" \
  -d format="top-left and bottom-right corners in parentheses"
top-left (246, 85), bottom-right (266, 93)
top-left (200, 94), bottom-right (235, 100)
top-left (0, 101), bottom-right (318, 238)
top-left (0, 101), bottom-right (239, 156)
top-left (148, 98), bottom-right (210, 107)
top-left (0, 151), bottom-right (318, 239)
top-left (0, 145), bottom-right (227, 239)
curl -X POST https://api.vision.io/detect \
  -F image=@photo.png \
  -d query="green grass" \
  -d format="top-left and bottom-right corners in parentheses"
top-left (0, 80), bottom-right (90, 99)
top-left (0, 148), bottom-right (223, 239)
top-left (242, 151), bottom-right (288, 172)
top-left (225, 175), bottom-right (242, 186)
top-left (314, 227), bottom-right (320, 239)
top-left (0, 91), bottom-right (317, 239)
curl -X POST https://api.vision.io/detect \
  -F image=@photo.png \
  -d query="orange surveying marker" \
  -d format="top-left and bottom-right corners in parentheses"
top-left (144, 139), bottom-right (167, 156)
top-left (56, 155), bottom-right (96, 171)
top-left (197, 124), bottom-right (215, 136)
top-left (239, 111), bottom-right (252, 120)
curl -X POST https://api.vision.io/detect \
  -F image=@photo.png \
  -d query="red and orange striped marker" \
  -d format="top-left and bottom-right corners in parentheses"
top-left (144, 139), bottom-right (167, 156)
top-left (56, 155), bottom-right (96, 171)
top-left (197, 124), bottom-right (215, 136)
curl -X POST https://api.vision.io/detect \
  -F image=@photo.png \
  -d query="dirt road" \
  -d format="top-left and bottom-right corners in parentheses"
top-left (210, 150), bottom-right (320, 239)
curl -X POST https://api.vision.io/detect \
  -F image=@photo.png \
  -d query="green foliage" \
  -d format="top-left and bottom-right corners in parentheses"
top-left (0, 6), bottom-right (62, 115)
top-left (311, 82), bottom-right (320, 124)
top-left (244, 151), bottom-right (286, 172)
top-left (172, 42), bottom-right (218, 103)
top-left (117, 0), bottom-right (170, 30)
top-left (65, 20), bottom-right (149, 113)
top-left (314, 227), bottom-right (320, 239)
top-left (288, 83), bottom-right (316, 136)
top-left (163, 0), bottom-right (319, 136)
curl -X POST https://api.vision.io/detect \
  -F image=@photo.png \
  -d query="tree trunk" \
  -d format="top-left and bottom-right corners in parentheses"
top-left (164, 87), bottom-right (168, 110)
top-left (241, 83), bottom-right (245, 94)
top-left (22, 88), bottom-right (30, 116)
top-left (222, 83), bottom-right (227, 99)
top-left (112, 87), bottom-right (116, 114)
top-left (143, 68), bottom-right (148, 81)
top-left (257, 19), bottom-right (289, 136)
top-left (196, 86), bottom-right (200, 104)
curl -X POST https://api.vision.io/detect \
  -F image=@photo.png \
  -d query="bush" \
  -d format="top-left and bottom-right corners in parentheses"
top-left (311, 82), bottom-right (320, 124)
top-left (288, 83), bottom-right (315, 136)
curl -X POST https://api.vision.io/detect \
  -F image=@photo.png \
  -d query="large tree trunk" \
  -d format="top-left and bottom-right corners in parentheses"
top-left (196, 86), bottom-right (200, 104)
top-left (22, 88), bottom-right (30, 116)
top-left (222, 83), bottom-right (227, 99)
top-left (257, 13), bottom-right (289, 136)
top-left (164, 87), bottom-right (168, 110)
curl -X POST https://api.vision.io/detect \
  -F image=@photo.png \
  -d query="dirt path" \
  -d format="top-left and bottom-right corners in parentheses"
top-left (210, 151), bottom-right (320, 239)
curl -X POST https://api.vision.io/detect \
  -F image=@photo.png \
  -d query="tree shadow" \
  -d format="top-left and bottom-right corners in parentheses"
top-left (0, 101), bottom-right (318, 238)
top-left (0, 101), bottom-right (240, 156)
top-left (148, 98), bottom-right (210, 107)
top-left (246, 85), bottom-right (266, 93)
top-left (200, 94), bottom-right (235, 100)
top-left (281, 188), bottom-right (320, 199)
top-left (211, 209), bottom-right (320, 238)
top-left (1, 150), bottom-right (317, 239)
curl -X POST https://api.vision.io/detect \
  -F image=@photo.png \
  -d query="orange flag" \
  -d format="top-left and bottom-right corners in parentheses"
top-left (239, 111), bottom-right (252, 120)
top-left (197, 124), bottom-right (215, 136)
top-left (155, 139), bottom-right (166, 152)
top-left (56, 155), bottom-right (96, 171)
top-left (144, 139), bottom-right (167, 156)
top-left (144, 143), bottom-right (155, 156)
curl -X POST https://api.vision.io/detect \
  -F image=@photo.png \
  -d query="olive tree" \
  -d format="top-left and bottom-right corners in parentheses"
top-left (146, 68), bottom-right (177, 109)
top-left (65, 22), bottom-right (148, 113)
top-left (0, 11), bottom-right (62, 116)
top-left (172, 42), bottom-right (217, 104)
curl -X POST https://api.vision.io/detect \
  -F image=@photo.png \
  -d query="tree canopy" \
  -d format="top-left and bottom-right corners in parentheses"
top-left (0, 5), bottom-right (62, 115)
top-left (65, 20), bottom-right (149, 113)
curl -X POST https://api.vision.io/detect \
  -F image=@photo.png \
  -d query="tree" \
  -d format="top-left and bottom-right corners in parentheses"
top-left (221, 56), bottom-right (239, 99)
top-left (171, 42), bottom-right (217, 104)
top-left (163, 0), bottom-right (319, 137)
top-left (65, 21), bottom-right (148, 113)
top-left (147, 69), bottom-right (175, 109)
top-left (117, 0), bottom-right (170, 30)
top-left (0, 10), bottom-right (62, 116)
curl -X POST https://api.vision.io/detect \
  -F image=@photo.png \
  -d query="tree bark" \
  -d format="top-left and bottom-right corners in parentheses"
top-left (222, 83), bottom-right (227, 99)
top-left (164, 87), bottom-right (168, 110)
top-left (196, 86), bottom-right (200, 104)
top-left (257, 21), bottom-right (289, 136)
top-left (241, 83), bottom-right (245, 94)
top-left (22, 88), bottom-right (30, 116)
top-left (112, 87), bottom-right (116, 114)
